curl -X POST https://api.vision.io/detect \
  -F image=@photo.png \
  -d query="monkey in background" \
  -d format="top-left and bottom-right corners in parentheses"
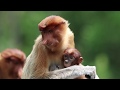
top-left (0, 48), bottom-right (26, 79)
top-left (22, 15), bottom-right (96, 79)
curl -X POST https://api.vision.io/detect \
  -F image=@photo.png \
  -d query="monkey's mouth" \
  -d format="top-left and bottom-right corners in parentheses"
top-left (45, 44), bottom-right (56, 50)
top-left (46, 43), bottom-right (55, 47)
top-left (64, 59), bottom-right (71, 67)
top-left (45, 41), bottom-right (59, 48)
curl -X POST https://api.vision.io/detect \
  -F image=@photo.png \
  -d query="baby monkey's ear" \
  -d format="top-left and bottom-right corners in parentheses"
top-left (78, 57), bottom-right (83, 64)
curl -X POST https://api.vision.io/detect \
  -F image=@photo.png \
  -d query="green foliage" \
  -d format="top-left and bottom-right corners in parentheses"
top-left (0, 11), bottom-right (120, 79)
top-left (94, 53), bottom-right (112, 79)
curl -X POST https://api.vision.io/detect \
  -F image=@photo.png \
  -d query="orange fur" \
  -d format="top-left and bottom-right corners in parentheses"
top-left (0, 48), bottom-right (26, 79)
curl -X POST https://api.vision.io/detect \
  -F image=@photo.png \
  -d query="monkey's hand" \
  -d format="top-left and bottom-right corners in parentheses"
top-left (47, 65), bottom-right (96, 79)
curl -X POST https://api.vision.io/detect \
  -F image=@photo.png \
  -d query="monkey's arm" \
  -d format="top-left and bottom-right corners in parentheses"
top-left (48, 65), bottom-right (96, 79)
top-left (32, 65), bottom-right (96, 79)
top-left (94, 71), bottom-right (99, 79)
top-left (78, 64), bottom-right (99, 79)
top-left (95, 74), bottom-right (99, 79)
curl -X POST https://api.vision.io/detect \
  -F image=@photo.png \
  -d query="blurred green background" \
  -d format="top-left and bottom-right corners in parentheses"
top-left (0, 11), bottom-right (120, 79)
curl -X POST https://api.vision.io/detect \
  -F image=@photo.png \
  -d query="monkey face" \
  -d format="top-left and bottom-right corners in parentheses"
top-left (41, 29), bottom-right (61, 48)
top-left (40, 23), bottom-right (68, 51)
top-left (63, 54), bottom-right (75, 67)
top-left (0, 48), bottom-right (26, 79)
top-left (38, 15), bottom-right (68, 50)
top-left (63, 48), bottom-right (83, 68)
top-left (5, 57), bottom-right (24, 79)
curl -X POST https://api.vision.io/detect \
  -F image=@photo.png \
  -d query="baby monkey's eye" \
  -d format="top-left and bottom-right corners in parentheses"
top-left (64, 55), bottom-right (67, 57)
top-left (69, 56), bottom-right (75, 60)
top-left (64, 55), bottom-right (68, 59)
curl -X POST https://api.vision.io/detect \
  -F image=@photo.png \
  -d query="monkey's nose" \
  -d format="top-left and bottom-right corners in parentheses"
top-left (64, 60), bottom-right (69, 64)
top-left (64, 60), bottom-right (71, 67)
top-left (42, 40), bottom-right (47, 45)
top-left (18, 68), bottom-right (23, 78)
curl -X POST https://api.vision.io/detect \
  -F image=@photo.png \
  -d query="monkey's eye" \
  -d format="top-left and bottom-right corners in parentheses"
top-left (6, 58), bottom-right (19, 65)
top-left (48, 30), bottom-right (52, 33)
top-left (69, 56), bottom-right (75, 60)
top-left (6, 58), bottom-right (11, 63)
top-left (64, 55), bottom-right (67, 57)
top-left (12, 61), bottom-right (19, 65)
top-left (64, 55), bottom-right (68, 59)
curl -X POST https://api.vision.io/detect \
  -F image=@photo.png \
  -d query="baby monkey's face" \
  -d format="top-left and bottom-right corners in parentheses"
top-left (63, 48), bottom-right (83, 68)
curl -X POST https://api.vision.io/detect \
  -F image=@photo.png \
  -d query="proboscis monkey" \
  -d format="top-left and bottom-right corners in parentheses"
top-left (0, 48), bottom-right (26, 79)
top-left (22, 15), bottom-right (96, 79)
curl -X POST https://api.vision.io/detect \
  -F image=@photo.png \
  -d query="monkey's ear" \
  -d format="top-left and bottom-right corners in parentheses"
top-left (80, 57), bottom-right (83, 60)
top-left (78, 57), bottom-right (83, 63)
